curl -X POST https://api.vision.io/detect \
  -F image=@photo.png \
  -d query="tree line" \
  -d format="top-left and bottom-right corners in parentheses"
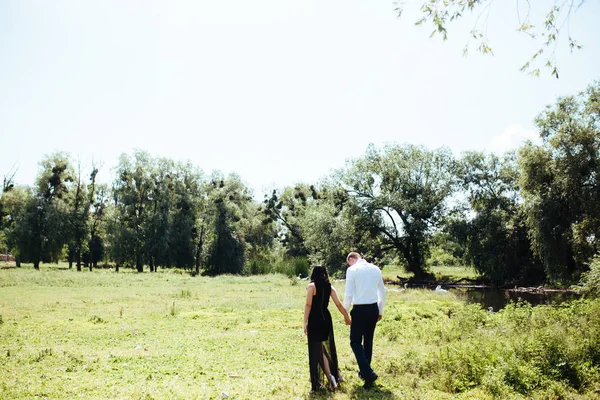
top-left (1, 82), bottom-right (599, 285)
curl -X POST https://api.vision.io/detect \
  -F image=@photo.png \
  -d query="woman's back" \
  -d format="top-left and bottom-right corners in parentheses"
top-left (304, 265), bottom-right (346, 392)
top-left (308, 281), bottom-right (332, 342)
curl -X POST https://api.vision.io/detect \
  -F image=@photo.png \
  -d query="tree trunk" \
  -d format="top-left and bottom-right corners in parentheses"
top-left (136, 254), bottom-right (143, 272)
top-left (195, 245), bottom-right (201, 276)
top-left (194, 228), bottom-right (204, 276)
top-left (400, 238), bottom-right (429, 279)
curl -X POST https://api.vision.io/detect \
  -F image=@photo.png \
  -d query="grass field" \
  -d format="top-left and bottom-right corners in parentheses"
top-left (1, 264), bottom-right (600, 399)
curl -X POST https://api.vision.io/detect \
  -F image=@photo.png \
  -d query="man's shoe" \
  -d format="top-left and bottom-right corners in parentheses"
top-left (363, 373), bottom-right (378, 389)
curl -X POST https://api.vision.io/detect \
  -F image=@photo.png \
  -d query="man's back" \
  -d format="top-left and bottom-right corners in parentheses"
top-left (347, 260), bottom-right (382, 305)
top-left (344, 258), bottom-right (386, 313)
top-left (343, 252), bottom-right (386, 388)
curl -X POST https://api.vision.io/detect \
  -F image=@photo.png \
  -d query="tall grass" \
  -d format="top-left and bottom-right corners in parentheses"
top-left (246, 256), bottom-right (309, 278)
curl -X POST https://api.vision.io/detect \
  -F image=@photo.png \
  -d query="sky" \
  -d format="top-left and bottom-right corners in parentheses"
top-left (1, 0), bottom-right (599, 198)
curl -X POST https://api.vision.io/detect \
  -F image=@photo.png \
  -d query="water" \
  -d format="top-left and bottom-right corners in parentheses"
top-left (448, 287), bottom-right (580, 311)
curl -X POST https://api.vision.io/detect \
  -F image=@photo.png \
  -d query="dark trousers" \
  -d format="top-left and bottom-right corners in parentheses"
top-left (349, 303), bottom-right (379, 380)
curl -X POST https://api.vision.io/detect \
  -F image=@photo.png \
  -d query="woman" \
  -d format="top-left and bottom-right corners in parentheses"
top-left (303, 265), bottom-right (351, 391)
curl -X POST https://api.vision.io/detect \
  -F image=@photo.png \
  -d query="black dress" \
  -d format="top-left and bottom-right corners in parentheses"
top-left (307, 281), bottom-right (341, 391)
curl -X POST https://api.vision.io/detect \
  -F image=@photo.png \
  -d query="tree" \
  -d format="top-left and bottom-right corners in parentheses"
top-left (110, 151), bottom-right (155, 272)
top-left (144, 157), bottom-right (176, 272)
top-left (453, 151), bottom-right (542, 284)
top-left (15, 153), bottom-right (75, 269)
top-left (0, 167), bottom-right (18, 260)
top-left (395, 0), bottom-right (589, 77)
top-left (169, 162), bottom-right (205, 271)
top-left (0, 185), bottom-right (32, 267)
top-left (191, 177), bottom-right (212, 276)
top-left (340, 143), bottom-right (457, 279)
top-left (261, 184), bottom-right (319, 258)
top-left (0, 165), bottom-right (18, 229)
top-left (518, 81), bottom-right (600, 283)
top-left (66, 161), bottom-right (90, 271)
top-left (300, 185), bottom-right (354, 273)
top-left (204, 174), bottom-right (251, 275)
top-left (241, 200), bottom-right (276, 271)
top-left (86, 176), bottom-right (107, 271)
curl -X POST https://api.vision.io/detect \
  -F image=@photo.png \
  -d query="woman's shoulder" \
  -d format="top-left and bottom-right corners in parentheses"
top-left (306, 282), bottom-right (316, 290)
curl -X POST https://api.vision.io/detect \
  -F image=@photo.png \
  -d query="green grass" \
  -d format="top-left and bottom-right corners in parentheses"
top-left (382, 264), bottom-right (480, 283)
top-left (1, 265), bottom-right (599, 399)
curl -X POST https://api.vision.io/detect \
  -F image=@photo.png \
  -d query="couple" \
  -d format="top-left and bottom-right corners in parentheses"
top-left (302, 251), bottom-right (386, 391)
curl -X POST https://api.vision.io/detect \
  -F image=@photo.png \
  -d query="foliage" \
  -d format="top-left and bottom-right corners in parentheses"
top-left (109, 151), bottom-right (155, 271)
top-left (245, 256), bottom-right (309, 277)
top-left (339, 143), bottom-right (457, 279)
top-left (261, 184), bottom-right (318, 257)
top-left (379, 290), bottom-right (600, 398)
top-left (577, 255), bottom-right (600, 298)
top-left (8, 153), bottom-right (76, 269)
top-left (394, 0), bottom-right (589, 77)
top-left (65, 162), bottom-right (92, 271)
top-left (427, 242), bottom-right (461, 268)
top-left (300, 184), bottom-right (355, 273)
top-left (109, 153), bottom-right (218, 273)
top-left (0, 185), bottom-right (32, 265)
top-left (86, 180), bottom-right (108, 270)
top-left (2, 83), bottom-right (600, 286)
top-left (204, 173), bottom-right (252, 275)
top-left (519, 81), bottom-right (600, 283)
top-left (453, 151), bottom-right (542, 284)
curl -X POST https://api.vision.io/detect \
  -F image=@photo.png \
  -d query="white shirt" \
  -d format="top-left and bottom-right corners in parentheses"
top-left (344, 258), bottom-right (386, 315)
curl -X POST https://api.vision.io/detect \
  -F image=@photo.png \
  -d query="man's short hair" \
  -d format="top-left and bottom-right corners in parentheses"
top-left (346, 251), bottom-right (361, 262)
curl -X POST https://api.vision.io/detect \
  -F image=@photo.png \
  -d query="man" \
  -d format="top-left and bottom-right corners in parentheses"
top-left (343, 251), bottom-right (386, 389)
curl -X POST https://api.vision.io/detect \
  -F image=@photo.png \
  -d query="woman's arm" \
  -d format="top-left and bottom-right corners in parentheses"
top-left (331, 286), bottom-right (351, 325)
top-left (303, 283), bottom-right (315, 334)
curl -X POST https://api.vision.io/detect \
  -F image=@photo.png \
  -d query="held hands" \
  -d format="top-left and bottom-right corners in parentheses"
top-left (344, 316), bottom-right (352, 325)
top-left (377, 314), bottom-right (382, 322)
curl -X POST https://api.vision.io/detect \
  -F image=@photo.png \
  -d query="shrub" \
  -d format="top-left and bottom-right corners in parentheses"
top-left (246, 258), bottom-right (272, 275)
top-left (271, 256), bottom-right (309, 278)
top-left (427, 245), bottom-right (461, 267)
top-left (577, 255), bottom-right (600, 298)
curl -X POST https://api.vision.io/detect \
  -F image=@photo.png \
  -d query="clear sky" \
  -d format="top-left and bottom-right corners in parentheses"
top-left (1, 0), bottom-right (599, 197)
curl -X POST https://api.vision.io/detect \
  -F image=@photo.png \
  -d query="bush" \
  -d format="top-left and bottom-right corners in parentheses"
top-left (246, 258), bottom-right (272, 275)
top-left (379, 292), bottom-right (600, 398)
top-left (292, 256), bottom-right (309, 278)
top-left (427, 245), bottom-right (461, 267)
top-left (577, 255), bottom-right (600, 298)
top-left (270, 256), bottom-right (309, 278)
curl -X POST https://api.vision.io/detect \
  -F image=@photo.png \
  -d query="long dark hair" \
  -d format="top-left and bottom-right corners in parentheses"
top-left (310, 265), bottom-right (329, 285)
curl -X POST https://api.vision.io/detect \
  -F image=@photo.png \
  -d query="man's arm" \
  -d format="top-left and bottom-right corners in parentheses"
top-left (377, 272), bottom-right (386, 318)
top-left (343, 268), bottom-right (354, 312)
